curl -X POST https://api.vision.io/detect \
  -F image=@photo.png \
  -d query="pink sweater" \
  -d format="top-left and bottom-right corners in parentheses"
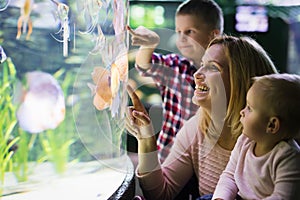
top-left (136, 115), bottom-right (231, 200)
top-left (213, 134), bottom-right (300, 200)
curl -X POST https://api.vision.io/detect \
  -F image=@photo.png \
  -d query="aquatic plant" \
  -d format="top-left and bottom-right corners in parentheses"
top-left (11, 68), bottom-right (79, 183)
top-left (37, 69), bottom-right (78, 174)
top-left (0, 57), bottom-right (19, 195)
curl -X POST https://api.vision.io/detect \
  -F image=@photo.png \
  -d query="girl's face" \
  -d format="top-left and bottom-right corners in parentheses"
top-left (240, 83), bottom-right (269, 141)
top-left (192, 44), bottom-right (230, 111)
top-left (175, 14), bottom-right (215, 65)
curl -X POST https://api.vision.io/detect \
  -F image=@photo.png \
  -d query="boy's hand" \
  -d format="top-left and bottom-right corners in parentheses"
top-left (125, 85), bottom-right (155, 140)
top-left (127, 25), bottom-right (160, 48)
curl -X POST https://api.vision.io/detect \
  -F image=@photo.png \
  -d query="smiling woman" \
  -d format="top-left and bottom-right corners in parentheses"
top-left (125, 35), bottom-right (278, 200)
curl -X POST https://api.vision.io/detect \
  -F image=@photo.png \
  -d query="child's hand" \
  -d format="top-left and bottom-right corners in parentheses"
top-left (126, 25), bottom-right (160, 48)
top-left (125, 85), bottom-right (155, 140)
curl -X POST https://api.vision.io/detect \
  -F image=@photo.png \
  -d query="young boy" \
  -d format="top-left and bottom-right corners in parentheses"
top-left (127, 0), bottom-right (224, 161)
top-left (212, 73), bottom-right (300, 200)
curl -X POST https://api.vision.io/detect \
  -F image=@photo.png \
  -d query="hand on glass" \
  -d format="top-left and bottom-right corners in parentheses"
top-left (126, 25), bottom-right (160, 48)
top-left (125, 85), bottom-right (155, 140)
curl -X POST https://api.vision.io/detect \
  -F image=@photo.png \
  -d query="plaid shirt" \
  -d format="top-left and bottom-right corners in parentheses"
top-left (136, 53), bottom-right (198, 161)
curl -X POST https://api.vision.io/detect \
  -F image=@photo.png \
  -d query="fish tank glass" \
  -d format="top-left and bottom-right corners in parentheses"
top-left (0, 0), bottom-right (130, 198)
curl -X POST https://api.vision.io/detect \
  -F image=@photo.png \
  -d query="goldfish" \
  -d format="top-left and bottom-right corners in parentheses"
top-left (16, 0), bottom-right (34, 40)
top-left (16, 71), bottom-right (65, 134)
top-left (91, 67), bottom-right (112, 105)
top-left (0, 45), bottom-right (7, 63)
top-left (114, 53), bottom-right (128, 82)
top-left (50, 0), bottom-right (70, 57)
top-left (0, 0), bottom-right (10, 11)
top-left (89, 53), bottom-right (128, 117)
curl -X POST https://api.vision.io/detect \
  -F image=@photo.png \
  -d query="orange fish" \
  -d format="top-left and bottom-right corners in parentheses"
top-left (89, 55), bottom-right (128, 118)
top-left (89, 63), bottom-right (123, 108)
top-left (16, 0), bottom-right (34, 40)
top-left (114, 53), bottom-right (128, 82)
top-left (88, 67), bottom-right (111, 110)
top-left (92, 67), bottom-right (113, 103)
top-left (16, 71), bottom-right (65, 134)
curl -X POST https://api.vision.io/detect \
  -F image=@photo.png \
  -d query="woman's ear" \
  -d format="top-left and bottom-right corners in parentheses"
top-left (266, 117), bottom-right (280, 134)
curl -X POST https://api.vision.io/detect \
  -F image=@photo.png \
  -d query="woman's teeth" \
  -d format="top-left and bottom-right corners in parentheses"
top-left (196, 85), bottom-right (209, 92)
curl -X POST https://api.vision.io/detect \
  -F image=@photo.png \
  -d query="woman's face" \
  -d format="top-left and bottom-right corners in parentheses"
top-left (192, 44), bottom-right (230, 111)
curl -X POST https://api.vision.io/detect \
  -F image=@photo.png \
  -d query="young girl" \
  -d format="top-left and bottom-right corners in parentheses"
top-left (213, 73), bottom-right (300, 200)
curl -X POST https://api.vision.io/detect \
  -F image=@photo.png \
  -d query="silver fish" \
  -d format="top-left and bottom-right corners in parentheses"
top-left (0, 45), bottom-right (7, 63)
top-left (50, 0), bottom-right (70, 57)
top-left (16, 71), bottom-right (66, 134)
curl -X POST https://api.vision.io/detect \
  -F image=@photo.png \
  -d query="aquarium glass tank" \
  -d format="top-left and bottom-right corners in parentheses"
top-left (0, 0), bottom-right (129, 198)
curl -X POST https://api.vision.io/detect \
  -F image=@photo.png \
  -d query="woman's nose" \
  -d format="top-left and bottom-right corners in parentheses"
top-left (194, 69), bottom-right (205, 80)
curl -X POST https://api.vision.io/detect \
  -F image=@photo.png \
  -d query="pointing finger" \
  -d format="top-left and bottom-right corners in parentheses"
top-left (127, 84), bottom-right (147, 113)
top-left (126, 25), bottom-right (136, 36)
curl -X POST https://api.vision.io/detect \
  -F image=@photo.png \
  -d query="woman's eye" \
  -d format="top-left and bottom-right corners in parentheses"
top-left (200, 63), bottom-right (220, 72)
top-left (206, 64), bottom-right (219, 72)
top-left (210, 65), bottom-right (219, 71)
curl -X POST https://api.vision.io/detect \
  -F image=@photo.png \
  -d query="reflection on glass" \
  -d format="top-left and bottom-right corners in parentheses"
top-left (0, 0), bottom-right (129, 197)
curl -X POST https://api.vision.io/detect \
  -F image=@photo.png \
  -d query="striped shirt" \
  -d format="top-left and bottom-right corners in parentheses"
top-left (136, 52), bottom-right (198, 162)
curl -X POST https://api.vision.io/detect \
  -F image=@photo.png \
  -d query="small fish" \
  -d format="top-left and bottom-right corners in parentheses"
top-left (16, 0), bottom-right (34, 40)
top-left (77, 0), bottom-right (105, 34)
top-left (114, 53), bottom-right (128, 82)
top-left (90, 67), bottom-right (113, 107)
top-left (90, 24), bottom-right (106, 55)
top-left (0, 45), bottom-right (7, 63)
top-left (16, 71), bottom-right (65, 134)
top-left (89, 55), bottom-right (127, 117)
top-left (89, 66), bottom-right (116, 113)
top-left (50, 0), bottom-right (70, 57)
top-left (0, 0), bottom-right (10, 11)
top-left (112, 0), bottom-right (126, 36)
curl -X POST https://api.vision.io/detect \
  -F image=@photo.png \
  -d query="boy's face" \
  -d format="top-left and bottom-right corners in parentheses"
top-left (240, 83), bottom-right (270, 142)
top-left (175, 14), bottom-right (216, 66)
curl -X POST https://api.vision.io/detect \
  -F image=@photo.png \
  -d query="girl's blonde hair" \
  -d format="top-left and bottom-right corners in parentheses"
top-left (200, 35), bottom-right (278, 138)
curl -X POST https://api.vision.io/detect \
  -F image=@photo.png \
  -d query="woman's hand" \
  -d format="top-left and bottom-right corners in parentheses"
top-left (127, 25), bottom-right (160, 48)
top-left (125, 85), bottom-right (155, 140)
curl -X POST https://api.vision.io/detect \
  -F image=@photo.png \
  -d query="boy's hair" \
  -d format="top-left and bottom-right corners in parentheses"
top-left (176, 0), bottom-right (224, 33)
top-left (200, 35), bottom-right (278, 138)
top-left (253, 73), bottom-right (300, 138)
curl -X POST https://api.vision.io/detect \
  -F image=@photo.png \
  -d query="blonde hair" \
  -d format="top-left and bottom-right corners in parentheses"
top-left (200, 35), bottom-right (278, 138)
top-left (253, 73), bottom-right (300, 138)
